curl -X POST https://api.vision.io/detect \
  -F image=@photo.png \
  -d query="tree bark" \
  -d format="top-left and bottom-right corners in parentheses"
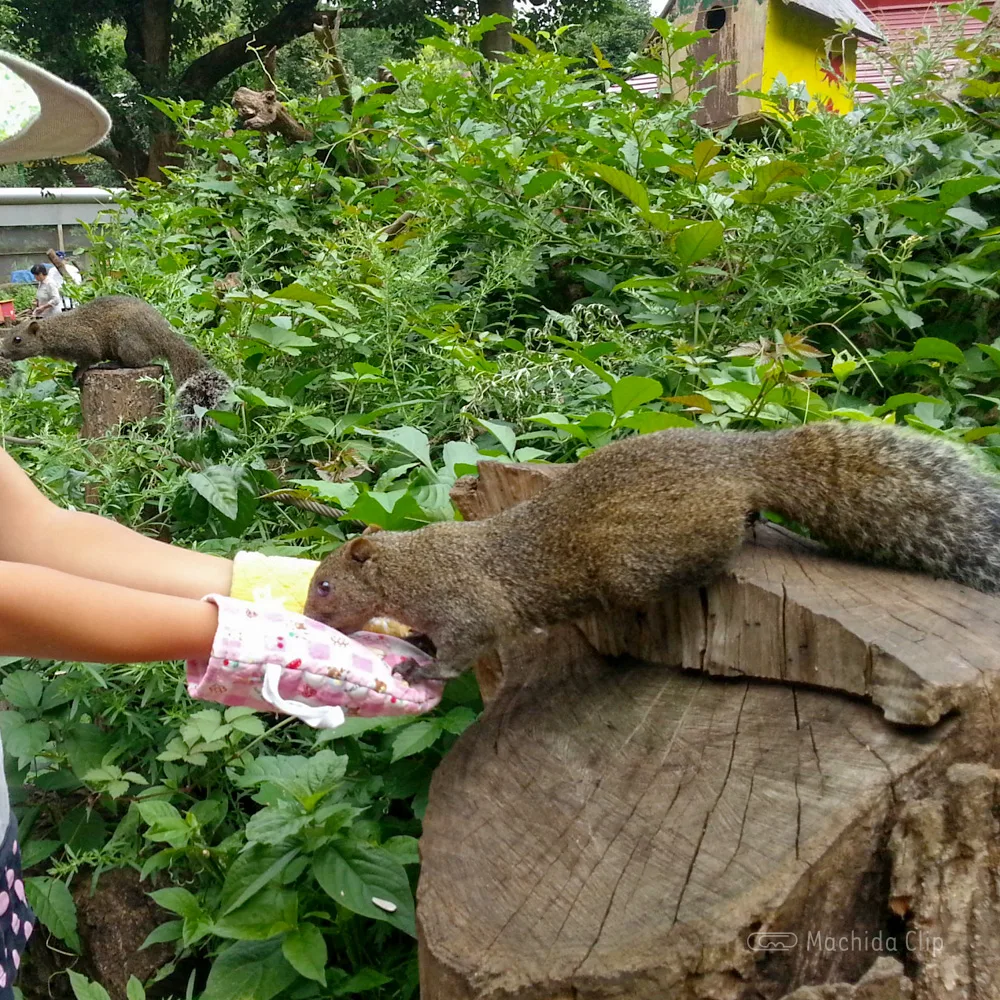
top-left (479, 0), bottom-right (514, 60)
top-left (418, 459), bottom-right (1000, 1000)
top-left (178, 0), bottom-right (373, 97)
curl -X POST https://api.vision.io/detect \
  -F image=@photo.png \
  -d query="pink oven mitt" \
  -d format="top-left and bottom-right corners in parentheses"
top-left (186, 594), bottom-right (443, 729)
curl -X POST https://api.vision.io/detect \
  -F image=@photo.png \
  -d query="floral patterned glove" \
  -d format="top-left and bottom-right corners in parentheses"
top-left (186, 595), bottom-right (443, 729)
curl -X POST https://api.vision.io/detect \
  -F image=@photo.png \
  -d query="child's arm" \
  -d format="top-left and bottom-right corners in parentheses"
top-left (0, 560), bottom-right (218, 662)
top-left (0, 450), bottom-right (233, 600)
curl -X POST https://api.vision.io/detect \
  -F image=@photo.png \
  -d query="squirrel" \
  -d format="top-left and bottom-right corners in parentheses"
top-left (303, 420), bottom-right (1000, 681)
top-left (0, 296), bottom-right (231, 427)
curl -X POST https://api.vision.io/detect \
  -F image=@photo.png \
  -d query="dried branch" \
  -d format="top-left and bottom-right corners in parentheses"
top-left (231, 87), bottom-right (313, 141)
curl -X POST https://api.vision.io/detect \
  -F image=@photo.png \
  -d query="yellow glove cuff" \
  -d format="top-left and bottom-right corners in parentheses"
top-left (230, 551), bottom-right (319, 614)
top-left (229, 551), bottom-right (413, 639)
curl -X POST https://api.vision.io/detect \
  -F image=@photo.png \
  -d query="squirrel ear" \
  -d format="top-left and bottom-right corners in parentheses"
top-left (27, 322), bottom-right (40, 335)
top-left (344, 537), bottom-right (376, 564)
top-left (361, 524), bottom-right (383, 536)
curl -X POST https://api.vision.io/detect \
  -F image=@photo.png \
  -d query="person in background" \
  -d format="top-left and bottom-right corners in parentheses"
top-left (29, 262), bottom-right (62, 319)
top-left (56, 252), bottom-right (82, 310)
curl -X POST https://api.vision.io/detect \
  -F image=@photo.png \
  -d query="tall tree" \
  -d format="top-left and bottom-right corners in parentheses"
top-left (9, 0), bottom-right (458, 179)
top-left (479, 0), bottom-right (514, 60)
top-left (7, 0), bottom-right (639, 181)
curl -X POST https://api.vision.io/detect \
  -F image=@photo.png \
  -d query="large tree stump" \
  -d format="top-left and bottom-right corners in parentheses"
top-left (417, 461), bottom-right (1000, 1000)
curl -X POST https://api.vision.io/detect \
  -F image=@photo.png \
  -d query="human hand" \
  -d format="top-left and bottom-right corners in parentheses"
top-left (186, 595), bottom-right (443, 729)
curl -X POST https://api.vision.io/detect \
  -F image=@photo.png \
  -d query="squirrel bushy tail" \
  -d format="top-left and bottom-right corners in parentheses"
top-left (752, 421), bottom-right (1000, 593)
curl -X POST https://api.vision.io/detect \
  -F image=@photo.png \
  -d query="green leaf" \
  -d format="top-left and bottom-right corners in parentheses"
top-left (522, 170), bottom-right (564, 199)
top-left (947, 206), bottom-right (989, 229)
top-left (331, 969), bottom-right (392, 995)
top-left (590, 163), bottom-right (650, 212)
top-left (1, 671), bottom-right (43, 710)
top-left (939, 176), bottom-right (996, 205)
top-left (978, 343), bottom-right (1000, 370)
top-left (611, 376), bottom-right (663, 417)
top-left (20, 838), bottom-right (61, 868)
top-left (314, 841), bottom-right (417, 936)
top-left (892, 305), bottom-right (924, 330)
top-left (126, 976), bottom-right (146, 1000)
top-left (150, 886), bottom-right (204, 921)
top-left (753, 160), bottom-right (807, 189)
top-left (617, 411), bottom-right (695, 433)
top-left (269, 283), bottom-right (360, 317)
top-left (188, 466), bottom-right (240, 520)
top-left (68, 972), bottom-right (112, 1000)
top-left (282, 923), bottom-right (328, 984)
top-left (441, 706), bottom-right (479, 735)
top-left (912, 337), bottom-right (966, 365)
top-left (213, 886), bottom-right (298, 941)
top-left (201, 939), bottom-right (298, 1000)
top-left (58, 807), bottom-right (107, 851)
top-left (874, 393), bottom-right (944, 415)
top-left (26, 876), bottom-right (80, 951)
top-left (245, 803), bottom-right (310, 845)
top-left (220, 845), bottom-right (300, 916)
top-left (137, 801), bottom-right (190, 848)
top-left (237, 750), bottom-right (347, 808)
top-left (674, 221), bottom-right (724, 266)
top-left (692, 139), bottom-right (723, 176)
top-left (247, 324), bottom-right (316, 355)
top-left (470, 416), bottom-right (517, 457)
top-left (364, 426), bottom-right (433, 469)
top-left (140, 920), bottom-right (183, 950)
top-left (382, 835), bottom-right (421, 866)
top-left (2, 716), bottom-right (49, 760)
top-left (391, 720), bottom-right (442, 761)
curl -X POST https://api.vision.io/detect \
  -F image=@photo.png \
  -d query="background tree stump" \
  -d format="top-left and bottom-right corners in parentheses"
top-left (417, 461), bottom-right (1000, 1000)
top-left (79, 366), bottom-right (165, 506)
top-left (79, 366), bottom-right (165, 439)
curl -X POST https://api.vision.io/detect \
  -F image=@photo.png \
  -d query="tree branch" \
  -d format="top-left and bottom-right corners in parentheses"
top-left (178, 0), bottom-right (373, 97)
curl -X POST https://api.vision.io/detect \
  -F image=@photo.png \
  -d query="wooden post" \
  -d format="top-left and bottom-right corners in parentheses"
top-left (79, 366), bottom-right (165, 506)
top-left (416, 461), bottom-right (1000, 999)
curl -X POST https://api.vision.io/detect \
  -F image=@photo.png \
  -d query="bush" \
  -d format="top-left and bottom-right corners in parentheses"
top-left (4, 10), bottom-right (1000, 999)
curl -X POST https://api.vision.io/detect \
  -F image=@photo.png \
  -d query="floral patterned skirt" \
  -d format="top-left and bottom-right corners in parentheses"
top-left (0, 817), bottom-right (34, 998)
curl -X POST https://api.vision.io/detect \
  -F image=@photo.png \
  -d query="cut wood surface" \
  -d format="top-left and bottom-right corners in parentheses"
top-left (451, 462), bottom-right (1000, 726)
top-left (419, 459), bottom-right (1000, 999)
top-left (80, 365), bottom-right (165, 439)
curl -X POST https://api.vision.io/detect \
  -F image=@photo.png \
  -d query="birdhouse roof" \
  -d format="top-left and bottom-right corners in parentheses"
top-left (651, 0), bottom-right (884, 42)
top-left (785, 0), bottom-right (884, 42)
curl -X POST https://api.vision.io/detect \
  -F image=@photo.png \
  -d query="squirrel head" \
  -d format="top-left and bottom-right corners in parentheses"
top-left (304, 526), bottom-right (387, 634)
top-left (0, 320), bottom-right (42, 361)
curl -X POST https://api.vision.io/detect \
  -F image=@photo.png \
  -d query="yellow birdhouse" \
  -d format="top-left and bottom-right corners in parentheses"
top-left (656, 0), bottom-right (883, 131)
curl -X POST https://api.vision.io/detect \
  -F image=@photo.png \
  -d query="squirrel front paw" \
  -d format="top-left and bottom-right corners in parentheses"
top-left (397, 657), bottom-right (467, 683)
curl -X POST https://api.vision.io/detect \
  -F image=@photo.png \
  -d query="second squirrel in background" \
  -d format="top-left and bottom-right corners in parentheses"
top-left (304, 421), bottom-right (1000, 681)
top-left (0, 296), bottom-right (231, 426)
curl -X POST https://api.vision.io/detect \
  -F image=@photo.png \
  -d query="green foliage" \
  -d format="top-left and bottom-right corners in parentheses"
top-left (7, 9), bottom-right (1000, 997)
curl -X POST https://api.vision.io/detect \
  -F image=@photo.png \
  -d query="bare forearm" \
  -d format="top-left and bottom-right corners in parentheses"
top-left (0, 561), bottom-right (218, 662)
top-left (29, 508), bottom-right (234, 599)
top-left (0, 448), bottom-right (232, 599)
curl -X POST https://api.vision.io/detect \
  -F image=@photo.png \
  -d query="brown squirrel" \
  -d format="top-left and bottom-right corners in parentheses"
top-left (304, 421), bottom-right (1000, 681)
top-left (0, 296), bottom-right (231, 424)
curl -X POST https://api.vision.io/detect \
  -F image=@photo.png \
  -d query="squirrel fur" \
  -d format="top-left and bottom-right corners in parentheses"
top-left (0, 296), bottom-right (231, 425)
top-left (304, 421), bottom-right (1000, 681)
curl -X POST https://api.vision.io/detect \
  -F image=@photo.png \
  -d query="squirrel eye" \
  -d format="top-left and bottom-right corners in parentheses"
top-left (316, 580), bottom-right (331, 597)
top-left (12, 337), bottom-right (20, 345)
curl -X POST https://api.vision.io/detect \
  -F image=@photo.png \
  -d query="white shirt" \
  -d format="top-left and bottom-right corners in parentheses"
top-left (34, 269), bottom-right (63, 318)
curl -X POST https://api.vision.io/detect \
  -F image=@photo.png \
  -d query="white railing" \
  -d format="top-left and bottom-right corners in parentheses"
top-left (0, 187), bottom-right (125, 227)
